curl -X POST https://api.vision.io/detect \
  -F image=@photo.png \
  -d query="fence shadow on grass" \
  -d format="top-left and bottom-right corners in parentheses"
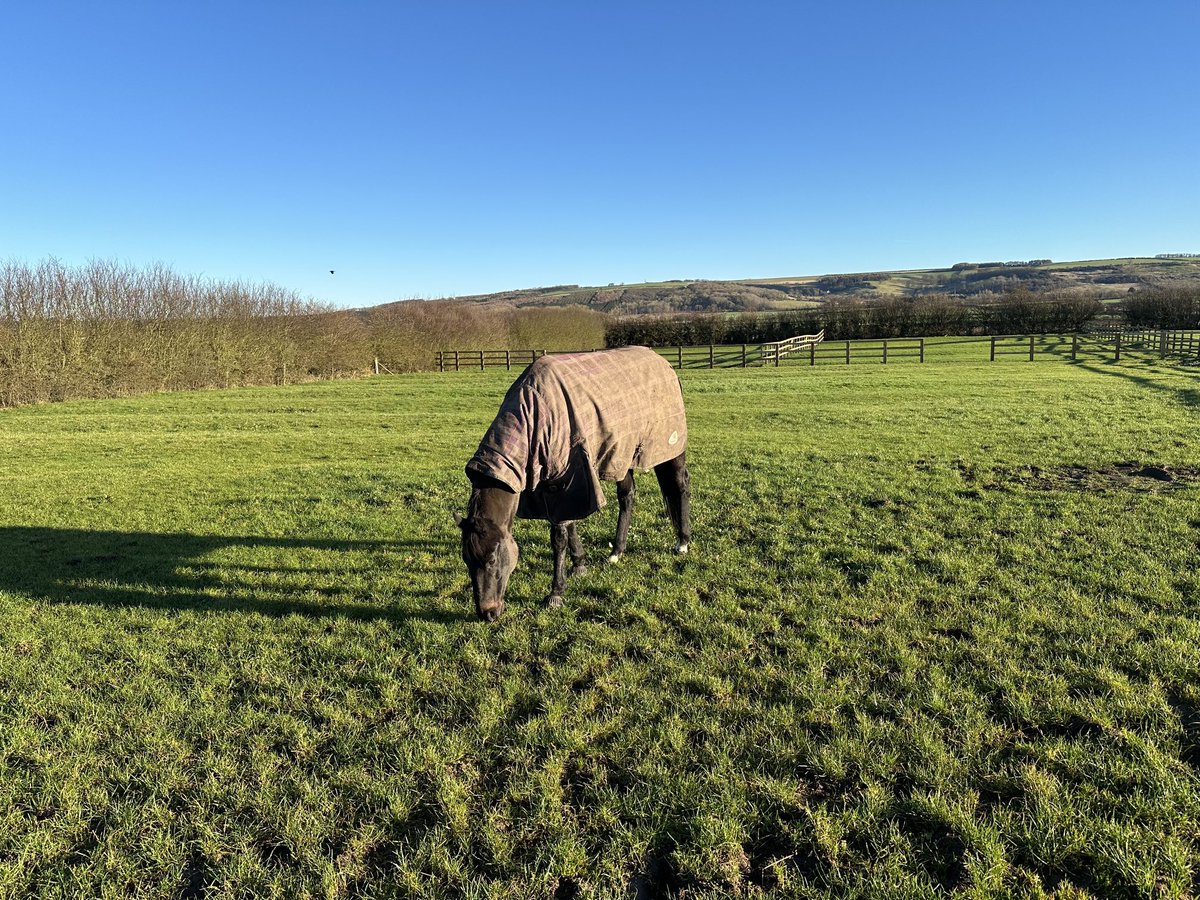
top-left (0, 526), bottom-right (466, 624)
top-left (1073, 359), bottom-right (1200, 410)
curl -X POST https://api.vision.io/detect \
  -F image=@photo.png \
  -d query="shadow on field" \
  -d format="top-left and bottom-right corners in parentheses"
top-left (0, 526), bottom-right (462, 623)
top-left (1074, 359), bottom-right (1200, 408)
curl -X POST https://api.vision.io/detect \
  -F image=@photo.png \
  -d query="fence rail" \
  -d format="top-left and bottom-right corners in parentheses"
top-left (769, 330), bottom-right (826, 363)
top-left (429, 328), bottom-right (1200, 373)
top-left (434, 332), bottom-right (826, 371)
top-left (435, 348), bottom-right (553, 372)
top-left (1112, 328), bottom-right (1200, 360)
top-left (809, 338), bottom-right (925, 365)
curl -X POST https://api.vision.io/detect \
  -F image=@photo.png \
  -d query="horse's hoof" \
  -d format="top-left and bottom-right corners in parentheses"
top-left (571, 564), bottom-right (588, 577)
top-left (674, 542), bottom-right (689, 556)
top-left (545, 594), bottom-right (564, 609)
top-left (608, 553), bottom-right (621, 564)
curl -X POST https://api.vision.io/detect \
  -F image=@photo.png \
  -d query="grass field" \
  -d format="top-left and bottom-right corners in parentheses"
top-left (2, 354), bottom-right (1200, 898)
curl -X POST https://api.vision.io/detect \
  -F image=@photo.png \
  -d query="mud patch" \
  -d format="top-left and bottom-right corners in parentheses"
top-left (1167, 691), bottom-right (1200, 770)
top-left (628, 853), bottom-right (692, 900)
top-left (552, 877), bottom-right (582, 900)
top-left (180, 851), bottom-right (212, 900)
top-left (991, 461), bottom-right (1200, 493)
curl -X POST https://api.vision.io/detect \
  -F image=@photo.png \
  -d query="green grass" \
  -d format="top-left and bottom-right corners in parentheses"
top-left (3, 356), bottom-right (1200, 898)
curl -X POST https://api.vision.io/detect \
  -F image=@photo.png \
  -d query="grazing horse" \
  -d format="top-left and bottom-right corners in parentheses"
top-left (457, 347), bottom-right (691, 621)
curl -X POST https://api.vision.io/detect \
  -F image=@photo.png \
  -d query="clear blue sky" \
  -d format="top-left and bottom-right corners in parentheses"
top-left (2, 2), bottom-right (1196, 308)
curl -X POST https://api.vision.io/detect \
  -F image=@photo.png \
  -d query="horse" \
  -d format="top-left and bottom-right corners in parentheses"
top-left (457, 346), bottom-right (691, 621)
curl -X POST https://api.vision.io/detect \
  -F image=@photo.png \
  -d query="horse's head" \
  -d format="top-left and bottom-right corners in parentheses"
top-left (457, 513), bottom-right (518, 622)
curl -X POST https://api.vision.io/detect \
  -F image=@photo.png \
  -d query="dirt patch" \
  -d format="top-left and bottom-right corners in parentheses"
top-left (180, 851), bottom-right (212, 900)
top-left (845, 612), bottom-right (884, 629)
top-left (991, 462), bottom-right (1200, 493)
top-left (628, 853), bottom-right (692, 900)
top-left (1167, 691), bottom-right (1200, 770)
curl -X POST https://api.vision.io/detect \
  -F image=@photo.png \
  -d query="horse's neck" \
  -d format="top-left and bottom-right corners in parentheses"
top-left (470, 484), bottom-right (517, 528)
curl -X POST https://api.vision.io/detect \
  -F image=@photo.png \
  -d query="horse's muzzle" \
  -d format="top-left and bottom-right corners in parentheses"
top-left (476, 601), bottom-right (504, 622)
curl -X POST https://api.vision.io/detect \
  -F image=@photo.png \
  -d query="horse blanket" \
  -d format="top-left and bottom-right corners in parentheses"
top-left (467, 346), bottom-right (688, 522)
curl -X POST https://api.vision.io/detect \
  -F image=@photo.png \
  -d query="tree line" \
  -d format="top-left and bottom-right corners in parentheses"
top-left (1122, 286), bottom-right (1200, 329)
top-left (0, 259), bottom-right (605, 406)
top-left (605, 290), bottom-right (1107, 347)
top-left (3, 258), bottom-right (1198, 408)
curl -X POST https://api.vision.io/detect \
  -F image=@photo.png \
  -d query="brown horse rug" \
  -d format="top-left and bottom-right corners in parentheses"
top-left (467, 346), bottom-right (688, 522)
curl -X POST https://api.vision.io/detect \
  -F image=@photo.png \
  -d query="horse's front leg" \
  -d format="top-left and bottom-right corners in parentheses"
top-left (609, 470), bottom-right (636, 562)
top-left (547, 522), bottom-right (569, 608)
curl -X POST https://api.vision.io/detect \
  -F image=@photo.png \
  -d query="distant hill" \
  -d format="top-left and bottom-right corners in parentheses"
top-left (372, 256), bottom-right (1200, 316)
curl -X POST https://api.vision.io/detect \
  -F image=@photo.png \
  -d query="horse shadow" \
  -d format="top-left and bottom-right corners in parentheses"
top-left (0, 526), bottom-right (465, 624)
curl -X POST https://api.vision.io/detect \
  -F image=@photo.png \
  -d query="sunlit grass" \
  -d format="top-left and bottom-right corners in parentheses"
top-left (1, 356), bottom-right (1199, 897)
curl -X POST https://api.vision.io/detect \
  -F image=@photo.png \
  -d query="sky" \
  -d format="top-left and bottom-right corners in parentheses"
top-left (1, 2), bottom-right (1197, 308)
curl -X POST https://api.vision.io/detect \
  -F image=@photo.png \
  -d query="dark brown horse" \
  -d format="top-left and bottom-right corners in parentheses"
top-left (457, 347), bottom-right (691, 621)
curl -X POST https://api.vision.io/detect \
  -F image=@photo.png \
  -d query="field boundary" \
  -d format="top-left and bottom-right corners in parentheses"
top-left (427, 328), bottom-right (1200, 373)
top-left (433, 331), bottom-right (826, 371)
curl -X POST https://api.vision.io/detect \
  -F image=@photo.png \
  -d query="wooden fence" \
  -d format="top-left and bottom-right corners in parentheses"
top-left (809, 338), bottom-right (925, 364)
top-left (980, 328), bottom-right (1200, 361)
top-left (428, 328), bottom-right (1200, 373)
top-left (987, 334), bottom-right (1106, 361)
top-left (664, 330), bottom-right (826, 369)
top-left (435, 349), bottom-right (552, 372)
top-left (435, 331), bottom-right (825, 371)
top-left (1109, 328), bottom-right (1200, 360)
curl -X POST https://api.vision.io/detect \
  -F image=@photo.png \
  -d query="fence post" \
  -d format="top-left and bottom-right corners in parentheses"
top-left (1071, 334), bottom-right (1078, 360)
top-left (810, 342), bottom-right (816, 366)
top-left (709, 344), bottom-right (715, 369)
top-left (480, 351), bottom-right (485, 371)
top-left (990, 336), bottom-right (996, 362)
top-left (845, 341), bottom-right (851, 364)
top-left (678, 346), bottom-right (683, 369)
top-left (774, 344), bottom-right (780, 367)
top-left (1115, 333), bottom-right (1122, 361)
top-left (1028, 335), bottom-right (1034, 362)
top-left (1161, 329), bottom-right (1168, 358)
top-left (374, 357), bottom-right (380, 375)
top-left (919, 338), bottom-right (925, 363)
top-left (883, 339), bottom-right (888, 364)
top-left (454, 350), bottom-right (460, 372)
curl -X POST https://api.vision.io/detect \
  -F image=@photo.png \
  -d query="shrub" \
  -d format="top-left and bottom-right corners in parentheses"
top-left (0, 259), bottom-right (334, 406)
top-left (1122, 287), bottom-right (1200, 329)
top-left (367, 302), bottom-right (606, 372)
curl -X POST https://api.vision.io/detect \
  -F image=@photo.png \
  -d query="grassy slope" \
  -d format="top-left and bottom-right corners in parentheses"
top-left (745, 258), bottom-right (1200, 295)
top-left (397, 258), bottom-right (1200, 315)
top-left (2, 354), bottom-right (1200, 898)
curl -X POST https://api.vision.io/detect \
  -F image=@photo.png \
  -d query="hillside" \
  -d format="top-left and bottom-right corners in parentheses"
top-left (375, 256), bottom-right (1200, 316)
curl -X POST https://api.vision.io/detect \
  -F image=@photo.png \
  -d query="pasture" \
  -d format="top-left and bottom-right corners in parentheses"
top-left (2, 354), bottom-right (1200, 898)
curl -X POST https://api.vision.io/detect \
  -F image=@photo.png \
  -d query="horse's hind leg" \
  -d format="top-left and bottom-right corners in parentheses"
top-left (609, 470), bottom-right (636, 562)
top-left (567, 523), bottom-right (587, 576)
top-left (547, 522), bottom-right (569, 608)
top-left (654, 452), bottom-right (691, 554)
